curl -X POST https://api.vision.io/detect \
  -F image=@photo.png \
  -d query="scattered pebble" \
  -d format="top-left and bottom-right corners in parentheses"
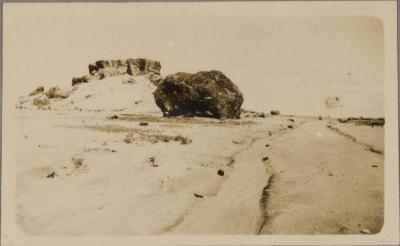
top-left (72, 157), bottom-right (84, 169)
top-left (265, 144), bottom-right (270, 147)
top-left (262, 157), bottom-right (269, 161)
top-left (288, 125), bottom-right (293, 129)
top-left (110, 115), bottom-right (119, 119)
top-left (46, 171), bottom-right (57, 178)
top-left (149, 157), bottom-right (158, 167)
top-left (217, 169), bottom-right (225, 176)
top-left (139, 122), bottom-right (149, 126)
top-left (193, 193), bottom-right (204, 198)
top-left (372, 165), bottom-right (379, 168)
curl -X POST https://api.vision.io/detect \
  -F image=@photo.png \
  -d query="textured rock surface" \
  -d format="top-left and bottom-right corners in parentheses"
top-left (33, 95), bottom-right (49, 108)
top-left (72, 75), bottom-right (91, 86)
top-left (127, 58), bottom-right (161, 76)
top-left (72, 58), bottom-right (161, 86)
top-left (154, 70), bottom-right (243, 119)
top-left (46, 87), bottom-right (69, 99)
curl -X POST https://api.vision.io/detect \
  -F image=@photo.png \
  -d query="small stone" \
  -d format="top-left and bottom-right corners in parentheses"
top-left (110, 115), bottom-right (119, 119)
top-left (72, 157), bottom-right (84, 168)
top-left (46, 171), bottom-right (57, 178)
top-left (265, 144), bottom-right (270, 147)
top-left (270, 110), bottom-right (280, 115)
top-left (372, 165), bottom-right (379, 168)
top-left (217, 169), bottom-right (225, 176)
top-left (262, 157), bottom-right (269, 161)
top-left (288, 125), bottom-right (293, 129)
top-left (193, 193), bottom-right (204, 198)
top-left (139, 122), bottom-right (149, 126)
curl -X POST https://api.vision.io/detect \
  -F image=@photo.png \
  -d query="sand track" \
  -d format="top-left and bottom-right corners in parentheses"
top-left (165, 122), bottom-right (298, 234)
top-left (258, 121), bottom-right (384, 234)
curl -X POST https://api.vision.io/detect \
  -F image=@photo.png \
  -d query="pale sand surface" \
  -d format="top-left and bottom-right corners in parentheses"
top-left (328, 121), bottom-right (384, 153)
top-left (16, 110), bottom-right (289, 235)
top-left (15, 110), bottom-right (383, 235)
top-left (259, 120), bottom-right (383, 234)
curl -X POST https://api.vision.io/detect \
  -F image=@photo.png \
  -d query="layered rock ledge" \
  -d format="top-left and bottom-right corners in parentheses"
top-left (72, 58), bottom-right (161, 86)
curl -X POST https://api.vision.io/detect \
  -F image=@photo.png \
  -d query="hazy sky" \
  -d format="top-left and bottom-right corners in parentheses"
top-left (5, 3), bottom-right (384, 116)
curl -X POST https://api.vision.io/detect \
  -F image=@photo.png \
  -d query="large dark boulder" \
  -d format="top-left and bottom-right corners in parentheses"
top-left (153, 70), bottom-right (243, 119)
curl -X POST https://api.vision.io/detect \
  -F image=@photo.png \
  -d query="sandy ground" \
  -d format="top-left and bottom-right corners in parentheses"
top-left (259, 120), bottom-right (383, 234)
top-left (15, 110), bottom-right (384, 235)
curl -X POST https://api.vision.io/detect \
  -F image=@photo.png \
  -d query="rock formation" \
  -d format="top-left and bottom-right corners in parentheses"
top-left (72, 58), bottom-right (161, 86)
top-left (29, 86), bottom-right (45, 96)
top-left (153, 70), bottom-right (243, 119)
top-left (46, 86), bottom-right (69, 99)
top-left (270, 110), bottom-right (280, 115)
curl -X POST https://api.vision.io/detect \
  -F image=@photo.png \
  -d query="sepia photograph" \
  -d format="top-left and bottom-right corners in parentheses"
top-left (2, 1), bottom-right (399, 245)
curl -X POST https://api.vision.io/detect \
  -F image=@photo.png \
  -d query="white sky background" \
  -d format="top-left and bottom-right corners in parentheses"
top-left (4, 3), bottom-right (384, 117)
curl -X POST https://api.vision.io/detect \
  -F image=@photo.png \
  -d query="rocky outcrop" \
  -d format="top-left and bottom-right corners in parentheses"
top-left (29, 86), bottom-right (45, 96)
top-left (46, 87), bottom-right (70, 99)
top-left (72, 75), bottom-right (91, 86)
top-left (72, 58), bottom-right (161, 86)
top-left (127, 59), bottom-right (161, 76)
top-left (153, 70), bottom-right (243, 119)
top-left (33, 95), bottom-right (49, 108)
top-left (91, 60), bottom-right (129, 78)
